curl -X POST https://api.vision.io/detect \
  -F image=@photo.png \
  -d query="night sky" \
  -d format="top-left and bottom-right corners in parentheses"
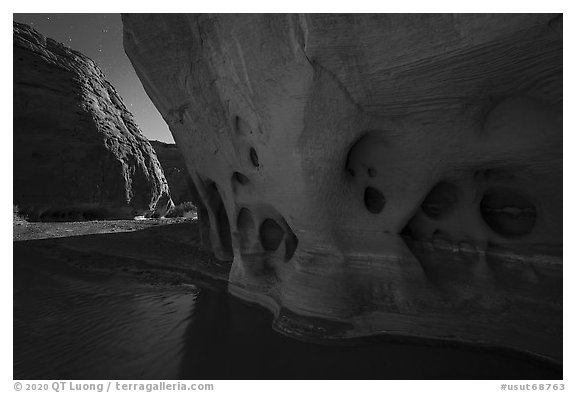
top-left (13, 13), bottom-right (174, 143)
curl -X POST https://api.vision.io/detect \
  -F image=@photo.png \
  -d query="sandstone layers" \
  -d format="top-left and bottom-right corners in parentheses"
top-left (14, 22), bottom-right (173, 221)
top-left (122, 14), bottom-right (562, 362)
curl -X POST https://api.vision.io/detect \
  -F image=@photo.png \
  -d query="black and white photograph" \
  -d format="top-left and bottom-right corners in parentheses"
top-left (10, 8), bottom-right (565, 386)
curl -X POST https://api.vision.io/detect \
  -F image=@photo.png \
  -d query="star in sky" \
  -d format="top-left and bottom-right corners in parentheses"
top-left (13, 13), bottom-right (173, 143)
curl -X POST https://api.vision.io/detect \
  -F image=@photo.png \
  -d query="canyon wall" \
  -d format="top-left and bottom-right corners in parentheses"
top-left (122, 14), bottom-right (562, 362)
top-left (150, 140), bottom-right (196, 205)
top-left (14, 22), bottom-right (173, 220)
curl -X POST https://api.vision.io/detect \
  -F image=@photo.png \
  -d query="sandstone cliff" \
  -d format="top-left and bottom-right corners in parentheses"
top-left (14, 22), bottom-right (173, 221)
top-left (122, 14), bottom-right (562, 363)
top-left (149, 140), bottom-right (196, 205)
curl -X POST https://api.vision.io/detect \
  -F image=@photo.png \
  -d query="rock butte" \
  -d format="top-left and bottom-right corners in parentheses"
top-left (122, 14), bottom-right (563, 363)
top-left (14, 22), bottom-right (173, 221)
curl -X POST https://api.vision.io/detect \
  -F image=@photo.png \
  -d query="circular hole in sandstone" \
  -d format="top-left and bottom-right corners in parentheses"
top-left (284, 230), bottom-right (299, 262)
top-left (480, 188), bottom-right (537, 238)
top-left (259, 218), bottom-right (285, 251)
top-left (249, 147), bottom-right (259, 167)
top-left (364, 186), bottom-right (386, 214)
top-left (232, 171), bottom-right (250, 185)
top-left (421, 182), bottom-right (459, 219)
top-left (368, 168), bottom-right (377, 178)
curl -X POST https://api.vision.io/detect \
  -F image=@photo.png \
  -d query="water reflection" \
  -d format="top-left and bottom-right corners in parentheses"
top-left (14, 242), bottom-right (561, 380)
top-left (180, 290), bottom-right (561, 379)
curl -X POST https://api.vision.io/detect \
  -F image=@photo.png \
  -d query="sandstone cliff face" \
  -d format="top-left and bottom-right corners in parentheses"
top-left (122, 14), bottom-right (562, 362)
top-left (14, 22), bottom-right (173, 220)
top-left (149, 140), bottom-right (196, 205)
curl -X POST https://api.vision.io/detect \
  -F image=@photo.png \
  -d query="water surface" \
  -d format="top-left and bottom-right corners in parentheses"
top-left (13, 229), bottom-right (562, 380)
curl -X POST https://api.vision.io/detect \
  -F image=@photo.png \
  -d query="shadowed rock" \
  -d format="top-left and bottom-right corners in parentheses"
top-left (122, 14), bottom-right (562, 363)
top-left (150, 140), bottom-right (196, 205)
top-left (13, 22), bottom-right (173, 220)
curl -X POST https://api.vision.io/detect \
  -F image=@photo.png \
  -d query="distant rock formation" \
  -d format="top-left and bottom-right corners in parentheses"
top-left (123, 14), bottom-right (562, 363)
top-left (13, 22), bottom-right (173, 221)
top-left (149, 140), bottom-right (195, 205)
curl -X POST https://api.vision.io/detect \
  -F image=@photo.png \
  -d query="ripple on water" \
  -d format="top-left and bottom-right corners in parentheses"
top-left (14, 269), bottom-right (199, 379)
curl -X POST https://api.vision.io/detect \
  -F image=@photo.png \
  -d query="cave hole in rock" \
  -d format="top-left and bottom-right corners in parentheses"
top-left (345, 130), bottom-right (390, 180)
top-left (236, 208), bottom-right (255, 251)
top-left (196, 204), bottom-right (212, 250)
top-left (237, 208), bottom-right (255, 231)
top-left (232, 171), bottom-right (250, 185)
top-left (421, 182), bottom-right (459, 219)
top-left (364, 186), bottom-right (386, 214)
top-left (249, 147), bottom-right (259, 167)
top-left (216, 204), bottom-right (233, 254)
top-left (259, 218), bottom-right (285, 251)
top-left (284, 229), bottom-right (299, 262)
top-left (480, 188), bottom-right (537, 238)
top-left (205, 181), bottom-right (233, 255)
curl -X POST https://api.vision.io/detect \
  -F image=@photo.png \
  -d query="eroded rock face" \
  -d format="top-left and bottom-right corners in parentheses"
top-left (14, 22), bottom-right (173, 220)
top-left (122, 14), bottom-right (562, 362)
top-left (149, 140), bottom-right (196, 204)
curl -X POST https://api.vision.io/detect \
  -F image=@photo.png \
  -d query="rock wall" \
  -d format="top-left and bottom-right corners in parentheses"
top-left (149, 140), bottom-right (196, 205)
top-left (122, 14), bottom-right (562, 362)
top-left (14, 22), bottom-right (173, 221)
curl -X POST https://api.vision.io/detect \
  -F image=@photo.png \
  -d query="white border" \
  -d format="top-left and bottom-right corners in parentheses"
top-left (4, 2), bottom-right (571, 390)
